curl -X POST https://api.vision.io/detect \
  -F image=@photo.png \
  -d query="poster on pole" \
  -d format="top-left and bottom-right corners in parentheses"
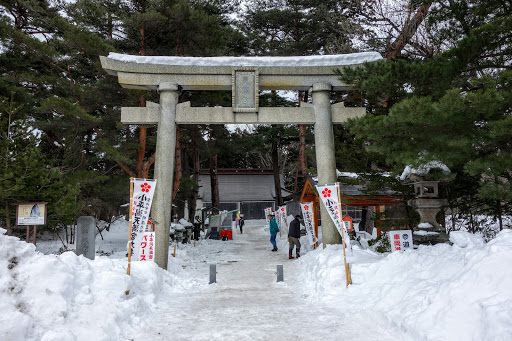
top-left (265, 207), bottom-right (272, 224)
top-left (130, 179), bottom-right (157, 260)
top-left (389, 230), bottom-right (413, 252)
top-left (316, 183), bottom-right (353, 256)
top-left (275, 208), bottom-right (281, 229)
top-left (300, 202), bottom-right (317, 246)
top-left (279, 206), bottom-right (288, 233)
top-left (138, 231), bottom-right (156, 261)
top-left (15, 203), bottom-right (47, 225)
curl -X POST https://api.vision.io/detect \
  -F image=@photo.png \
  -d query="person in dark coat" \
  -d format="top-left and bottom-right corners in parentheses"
top-left (288, 215), bottom-right (302, 259)
top-left (239, 214), bottom-right (244, 234)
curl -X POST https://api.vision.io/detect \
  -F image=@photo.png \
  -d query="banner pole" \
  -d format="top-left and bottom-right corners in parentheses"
top-left (337, 182), bottom-right (352, 287)
top-left (126, 177), bottom-right (134, 296)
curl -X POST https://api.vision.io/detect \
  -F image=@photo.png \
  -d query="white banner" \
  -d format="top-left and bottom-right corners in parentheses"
top-left (316, 183), bottom-right (352, 256)
top-left (131, 179), bottom-right (157, 260)
top-left (389, 230), bottom-right (413, 252)
top-left (279, 206), bottom-right (288, 232)
top-left (137, 232), bottom-right (156, 261)
top-left (300, 202), bottom-right (317, 246)
top-left (265, 207), bottom-right (272, 224)
top-left (275, 209), bottom-right (281, 229)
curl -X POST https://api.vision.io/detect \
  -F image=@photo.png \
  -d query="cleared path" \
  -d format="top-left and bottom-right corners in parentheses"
top-left (131, 222), bottom-right (410, 341)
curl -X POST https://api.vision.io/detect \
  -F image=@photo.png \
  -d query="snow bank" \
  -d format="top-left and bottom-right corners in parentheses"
top-left (298, 230), bottom-right (512, 340)
top-left (107, 52), bottom-right (383, 67)
top-left (400, 160), bottom-right (451, 181)
top-left (0, 229), bottom-right (182, 341)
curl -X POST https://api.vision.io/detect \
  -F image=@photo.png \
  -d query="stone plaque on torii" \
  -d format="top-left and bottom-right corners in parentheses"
top-left (101, 52), bottom-right (383, 270)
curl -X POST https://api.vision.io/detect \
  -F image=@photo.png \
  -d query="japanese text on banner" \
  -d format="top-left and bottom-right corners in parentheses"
top-left (316, 184), bottom-right (353, 256)
top-left (138, 232), bottom-right (156, 261)
top-left (131, 179), bottom-right (156, 260)
top-left (265, 207), bottom-right (272, 224)
top-left (280, 206), bottom-right (287, 232)
top-left (300, 202), bottom-right (317, 246)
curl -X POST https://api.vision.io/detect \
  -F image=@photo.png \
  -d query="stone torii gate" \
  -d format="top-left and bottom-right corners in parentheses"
top-left (101, 52), bottom-right (382, 269)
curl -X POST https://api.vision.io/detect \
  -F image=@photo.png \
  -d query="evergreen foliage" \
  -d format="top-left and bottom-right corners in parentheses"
top-left (343, 0), bottom-right (512, 229)
top-left (1, 0), bottom-right (510, 236)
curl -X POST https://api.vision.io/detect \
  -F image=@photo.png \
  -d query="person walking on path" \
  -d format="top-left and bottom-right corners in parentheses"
top-left (239, 215), bottom-right (245, 234)
top-left (288, 215), bottom-right (302, 259)
top-left (269, 214), bottom-right (280, 251)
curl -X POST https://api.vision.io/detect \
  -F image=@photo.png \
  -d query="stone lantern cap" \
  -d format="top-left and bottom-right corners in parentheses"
top-left (400, 160), bottom-right (451, 184)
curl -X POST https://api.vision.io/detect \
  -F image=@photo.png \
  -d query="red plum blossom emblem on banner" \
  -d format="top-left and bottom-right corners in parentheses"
top-left (141, 183), bottom-right (151, 193)
top-left (322, 189), bottom-right (331, 198)
top-left (304, 205), bottom-right (309, 210)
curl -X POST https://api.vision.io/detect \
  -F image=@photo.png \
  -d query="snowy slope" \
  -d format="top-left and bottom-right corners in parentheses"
top-left (1, 221), bottom-right (512, 341)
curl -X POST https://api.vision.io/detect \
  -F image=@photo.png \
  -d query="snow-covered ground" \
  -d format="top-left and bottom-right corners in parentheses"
top-left (1, 219), bottom-right (512, 340)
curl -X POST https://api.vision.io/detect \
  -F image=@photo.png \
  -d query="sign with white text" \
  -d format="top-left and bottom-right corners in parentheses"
top-left (300, 202), bottom-right (317, 246)
top-left (389, 230), bottom-right (413, 252)
top-left (130, 179), bottom-right (156, 259)
top-left (137, 232), bottom-right (155, 261)
top-left (279, 206), bottom-right (288, 232)
top-left (316, 184), bottom-right (352, 256)
top-left (265, 207), bottom-right (272, 224)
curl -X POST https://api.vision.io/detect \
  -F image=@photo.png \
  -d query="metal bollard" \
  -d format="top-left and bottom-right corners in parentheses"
top-left (277, 264), bottom-right (284, 282)
top-left (209, 264), bottom-right (216, 284)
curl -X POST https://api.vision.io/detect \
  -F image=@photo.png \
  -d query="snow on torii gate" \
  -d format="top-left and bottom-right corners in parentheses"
top-left (100, 52), bottom-right (382, 269)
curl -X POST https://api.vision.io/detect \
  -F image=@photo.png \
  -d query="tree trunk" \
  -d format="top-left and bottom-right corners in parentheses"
top-left (497, 200), bottom-right (503, 231)
top-left (172, 126), bottom-right (183, 202)
top-left (135, 2), bottom-right (149, 179)
top-left (136, 94), bottom-right (147, 178)
top-left (299, 124), bottom-right (307, 175)
top-left (5, 201), bottom-right (12, 236)
top-left (272, 140), bottom-right (282, 207)
top-left (297, 90), bottom-right (308, 179)
top-left (210, 154), bottom-right (220, 209)
top-left (385, 2), bottom-right (433, 60)
top-left (189, 125), bottom-right (200, 221)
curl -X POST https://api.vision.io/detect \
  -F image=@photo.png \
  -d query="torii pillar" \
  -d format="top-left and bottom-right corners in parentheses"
top-left (312, 83), bottom-right (342, 245)
top-left (152, 83), bottom-right (179, 268)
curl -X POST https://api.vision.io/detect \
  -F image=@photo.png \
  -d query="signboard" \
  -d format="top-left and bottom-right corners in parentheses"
top-left (130, 179), bottom-right (157, 259)
top-left (316, 183), bottom-right (353, 256)
top-left (300, 202), bottom-right (317, 246)
top-left (343, 216), bottom-right (354, 231)
top-left (279, 206), bottom-right (288, 232)
top-left (15, 203), bottom-right (47, 225)
top-left (265, 207), bottom-right (272, 224)
top-left (232, 68), bottom-right (259, 113)
top-left (389, 230), bottom-right (413, 252)
top-left (138, 231), bottom-right (155, 261)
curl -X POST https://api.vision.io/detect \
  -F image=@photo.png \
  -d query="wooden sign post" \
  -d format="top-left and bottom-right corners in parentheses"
top-left (13, 202), bottom-right (48, 246)
top-left (336, 183), bottom-right (352, 287)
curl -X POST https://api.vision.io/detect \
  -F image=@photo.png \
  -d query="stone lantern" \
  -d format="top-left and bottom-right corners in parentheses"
top-left (401, 162), bottom-right (451, 244)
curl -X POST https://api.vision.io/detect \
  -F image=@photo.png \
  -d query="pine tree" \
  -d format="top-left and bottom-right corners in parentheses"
top-left (342, 0), bottom-right (512, 229)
